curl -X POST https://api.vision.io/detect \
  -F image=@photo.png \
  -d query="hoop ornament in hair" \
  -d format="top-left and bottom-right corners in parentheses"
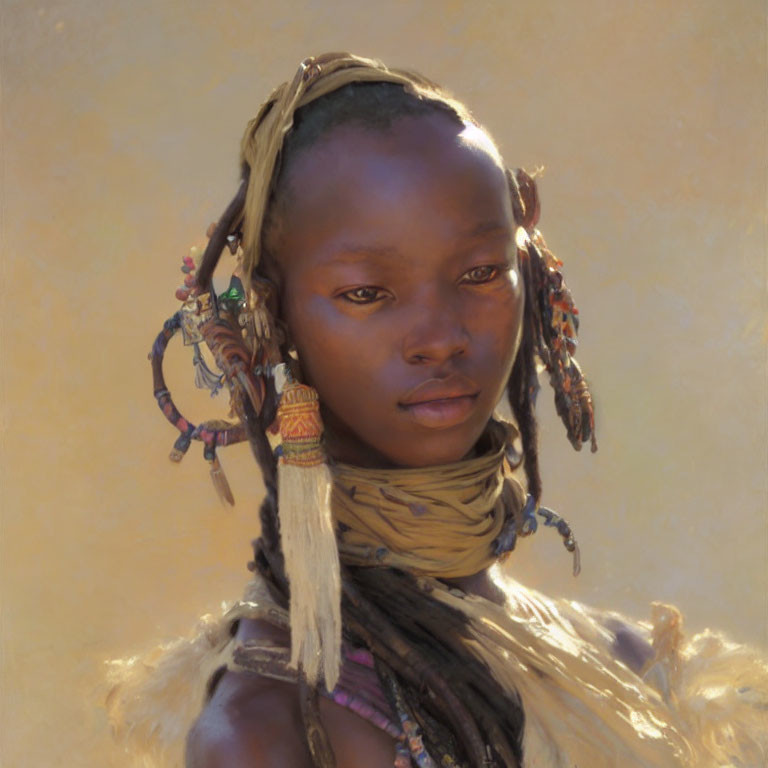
top-left (149, 241), bottom-right (280, 505)
top-left (149, 251), bottom-right (249, 504)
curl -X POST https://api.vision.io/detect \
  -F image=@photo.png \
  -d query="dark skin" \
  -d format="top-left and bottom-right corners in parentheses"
top-left (187, 113), bottom-right (522, 767)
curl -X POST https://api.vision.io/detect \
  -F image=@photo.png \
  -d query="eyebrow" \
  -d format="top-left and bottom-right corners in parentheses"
top-left (326, 245), bottom-right (399, 266)
top-left (325, 221), bottom-right (511, 265)
top-left (463, 220), bottom-right (511, 239)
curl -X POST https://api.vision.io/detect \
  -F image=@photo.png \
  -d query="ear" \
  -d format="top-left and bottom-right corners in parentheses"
top-left (251, 271), bottom-right (280, 319)
top-left (511, 168), bottom-right (541, 232)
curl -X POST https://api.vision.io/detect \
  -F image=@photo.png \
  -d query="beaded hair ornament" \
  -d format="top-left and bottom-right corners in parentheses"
top-left (149, 53), bottom-right (596, 688)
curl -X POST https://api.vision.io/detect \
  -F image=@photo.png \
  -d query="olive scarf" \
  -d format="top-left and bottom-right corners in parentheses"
top-left (332, 421), bottom-right (524, 579)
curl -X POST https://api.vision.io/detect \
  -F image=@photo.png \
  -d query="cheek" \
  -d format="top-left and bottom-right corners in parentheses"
top-left (285, 292), bottom-right (389, 403)
top-left (505, 289), bottom-right (525, 361)
top-left (472, 281), bottom-right (524, 377)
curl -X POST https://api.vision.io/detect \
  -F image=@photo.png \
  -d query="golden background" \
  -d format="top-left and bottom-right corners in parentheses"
top-left (1, 1), bottom-right (765, 765)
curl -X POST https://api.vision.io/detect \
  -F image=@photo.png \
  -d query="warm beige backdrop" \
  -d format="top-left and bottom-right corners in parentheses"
top-left (1, 1), bottom-right (766, 766)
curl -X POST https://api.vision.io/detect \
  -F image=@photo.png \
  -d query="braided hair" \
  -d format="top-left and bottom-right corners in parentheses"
top-left (191, 79), bottom-right (594, 768)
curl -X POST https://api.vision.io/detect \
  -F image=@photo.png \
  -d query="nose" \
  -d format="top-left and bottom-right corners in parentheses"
top-left (402, 287), bottom-right (470, 365)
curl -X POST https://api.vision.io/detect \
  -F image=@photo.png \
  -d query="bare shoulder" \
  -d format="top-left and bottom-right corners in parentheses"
top-left (186, 617), bottom-right (397, 768)
top-left (186, 668), bottom-right (314, 768)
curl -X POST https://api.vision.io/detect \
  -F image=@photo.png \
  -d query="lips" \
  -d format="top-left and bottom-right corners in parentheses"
top-left (398, 374), bottom-right (480, 429)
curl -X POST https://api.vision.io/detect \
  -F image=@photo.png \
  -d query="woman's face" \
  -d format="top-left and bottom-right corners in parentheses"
top-left (271, 112), bottom-right (523, 468)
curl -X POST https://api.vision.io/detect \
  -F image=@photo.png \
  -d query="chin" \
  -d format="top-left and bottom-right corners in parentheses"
top-left (387, 425), bottom-right (486, 468)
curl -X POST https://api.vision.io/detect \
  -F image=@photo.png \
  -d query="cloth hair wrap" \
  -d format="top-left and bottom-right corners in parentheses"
top-left (237, 52), bottom-right (464, 280)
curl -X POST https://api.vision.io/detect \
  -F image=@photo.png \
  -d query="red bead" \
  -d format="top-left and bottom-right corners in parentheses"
top-left (175, 288), bottom-right (190, 301)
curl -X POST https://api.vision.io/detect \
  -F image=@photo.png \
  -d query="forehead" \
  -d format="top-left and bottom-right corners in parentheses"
top-left (274, 112), bottom-right (512, 266)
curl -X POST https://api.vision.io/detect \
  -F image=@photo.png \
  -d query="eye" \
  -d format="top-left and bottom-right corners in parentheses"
top-left (339, 286), bottom-right (388, 304)
top-left (461, 265), bottom-right (500, 284)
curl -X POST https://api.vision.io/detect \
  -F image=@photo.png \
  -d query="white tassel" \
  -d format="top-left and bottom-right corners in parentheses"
top-left (277, 382), bottom-right (341, 690)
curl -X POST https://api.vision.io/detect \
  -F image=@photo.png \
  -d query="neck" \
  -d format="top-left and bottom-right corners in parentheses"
top-left (322, 409), bottom-right (489, 470)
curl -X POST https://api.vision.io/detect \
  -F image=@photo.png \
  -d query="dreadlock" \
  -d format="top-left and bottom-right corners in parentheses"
top-left (192, 76), bottom-right (591, 768)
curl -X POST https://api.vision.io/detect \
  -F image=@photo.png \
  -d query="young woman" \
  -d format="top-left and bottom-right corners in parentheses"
top-left (109, 53), bottom-right (767, 768)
